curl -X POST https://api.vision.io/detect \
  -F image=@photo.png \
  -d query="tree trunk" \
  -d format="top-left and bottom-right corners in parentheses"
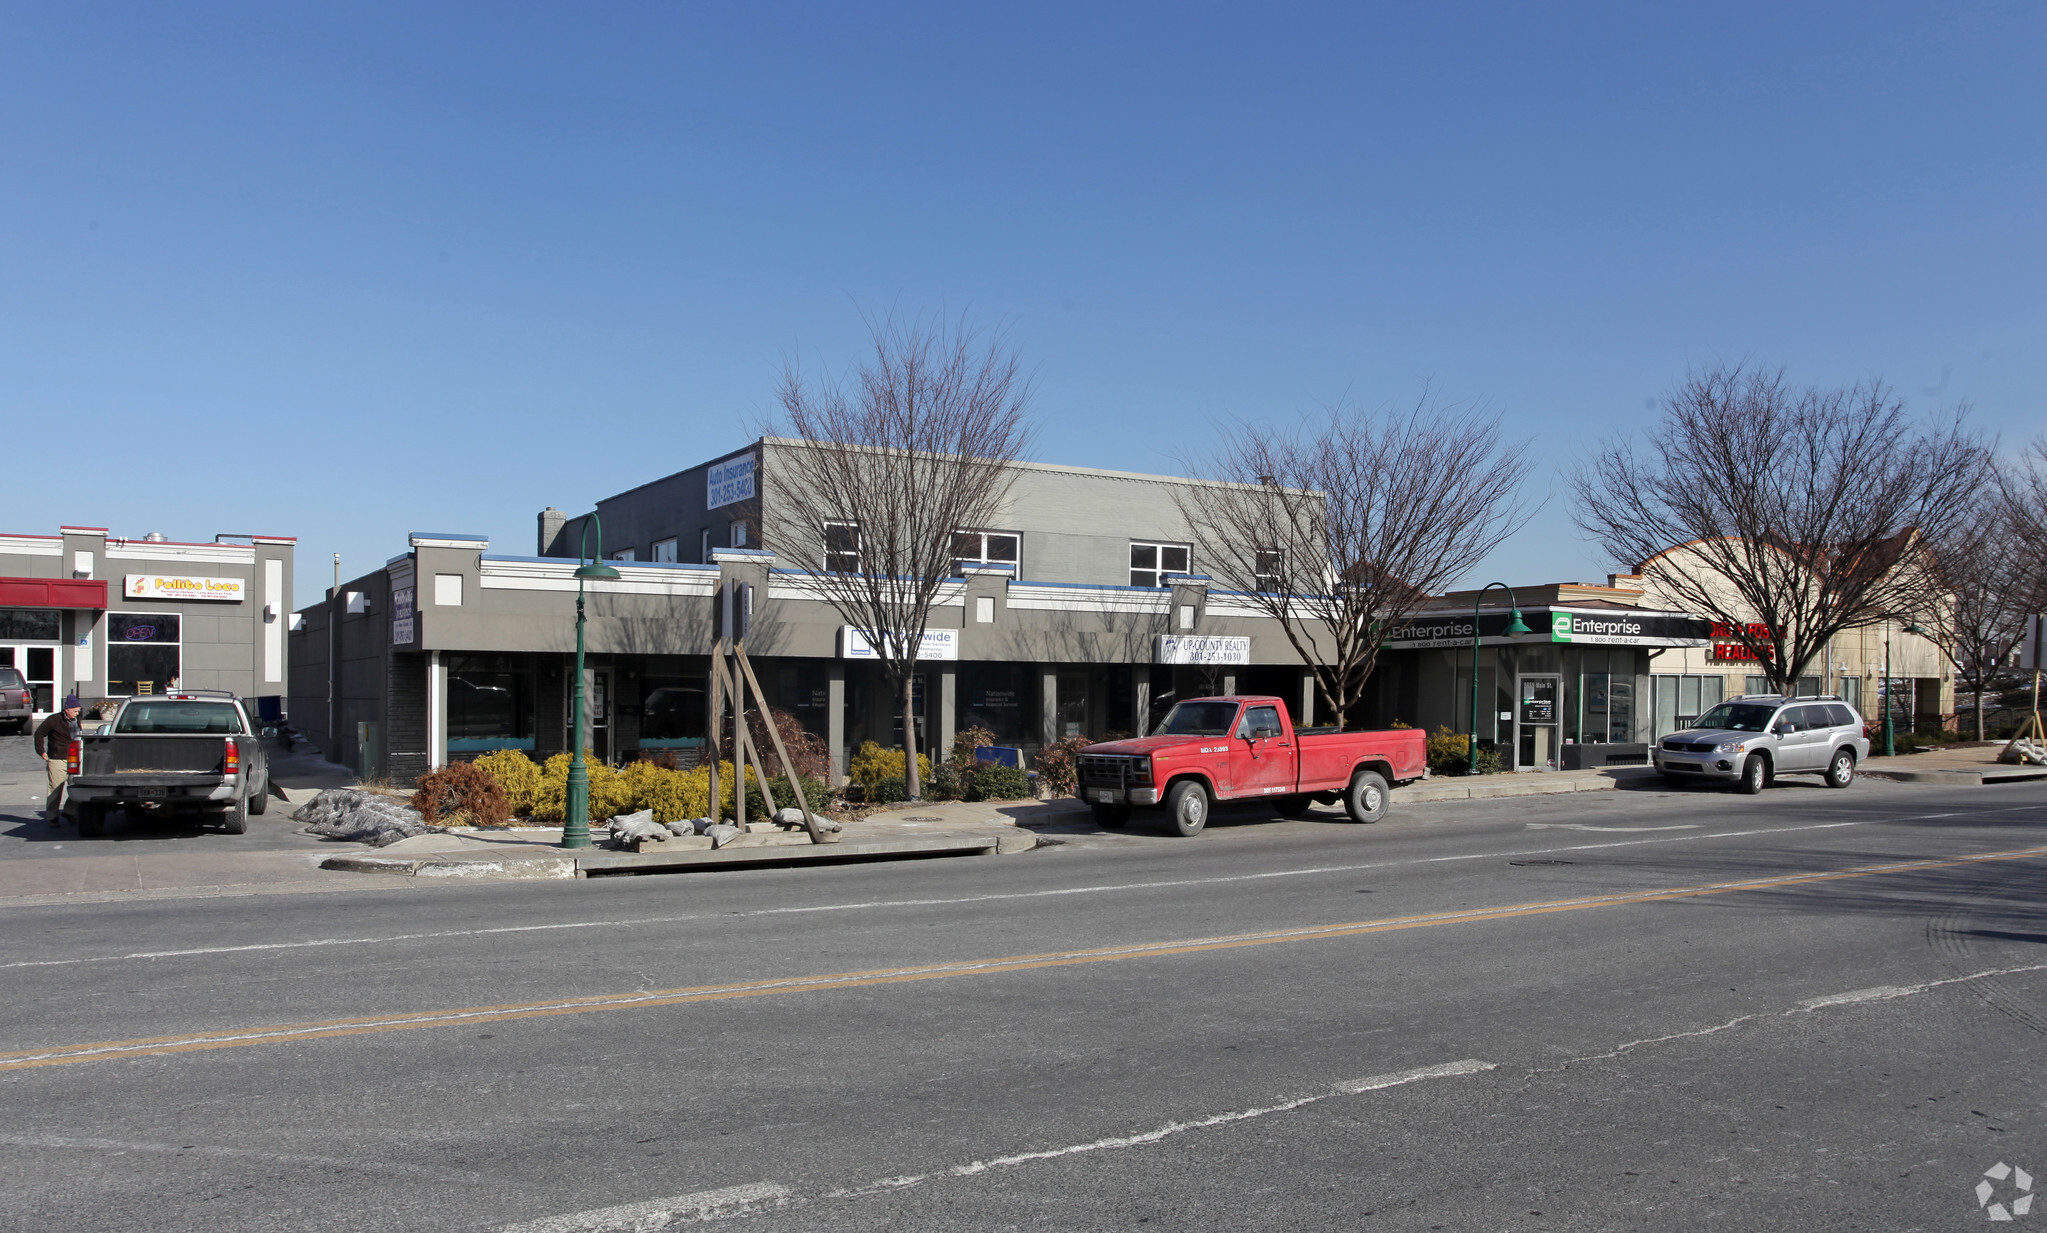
top-left (900, 669), bottom-right (922, 800)
top-left (1976, 678), bottom-right (1986, 742)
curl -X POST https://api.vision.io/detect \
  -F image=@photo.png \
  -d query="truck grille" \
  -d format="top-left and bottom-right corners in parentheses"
top-left (1079, 754), bottom-right (1151, 787)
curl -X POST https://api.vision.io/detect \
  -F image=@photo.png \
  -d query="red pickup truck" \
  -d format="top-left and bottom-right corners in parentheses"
top-left (1075, 695), bottom-right (1428, 836)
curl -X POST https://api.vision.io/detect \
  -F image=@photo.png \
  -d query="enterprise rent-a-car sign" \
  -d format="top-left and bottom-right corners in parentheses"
top-left (1382, 608), bottom-right (1710, 649)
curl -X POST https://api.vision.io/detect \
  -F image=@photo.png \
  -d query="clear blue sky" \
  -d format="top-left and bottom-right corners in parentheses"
top-left (5, 3), bottom-right (2041, 609)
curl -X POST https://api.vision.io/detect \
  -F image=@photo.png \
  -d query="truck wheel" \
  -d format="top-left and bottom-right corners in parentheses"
top-left (1824, 748), bottom-right (1856, 788)
top-left (1736, 755), bottom-right (1767, 795)
top-left (77, 805), bottom-right (106, 838)
top-left (1163, 781), bottom-right (1209, 837)
top-left (1090, 801), bottom-right (1131, 828)
top-left (1343, 770), bottom-right (1390, 824)
top-left (247, 777), bottom-right (270, 816)
top-left (220, 796), bottom-right (249, 834)
top-left (1276, 794), bottom-right (1316, 818)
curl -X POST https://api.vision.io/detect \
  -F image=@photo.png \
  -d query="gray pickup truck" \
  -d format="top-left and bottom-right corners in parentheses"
top-left (67, 691), bottom-right (273, 836)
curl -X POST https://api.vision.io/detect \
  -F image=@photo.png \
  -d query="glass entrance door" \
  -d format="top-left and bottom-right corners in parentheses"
top-left (3, 645), bottom-right (58, 714)
top-left (1517, 674), bottom-right (1561, 771)
top-left (590, 669), bottom-right (611, 764)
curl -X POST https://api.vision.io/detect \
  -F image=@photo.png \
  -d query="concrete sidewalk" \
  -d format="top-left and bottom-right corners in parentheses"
top-left (1859, 742), bottom-right (2047, 785)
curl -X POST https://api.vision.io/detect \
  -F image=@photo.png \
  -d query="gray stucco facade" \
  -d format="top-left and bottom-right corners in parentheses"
top-left (1, 525), bottom-right (294, 719)
top-left (290, 443), bottom-right (1708, 784)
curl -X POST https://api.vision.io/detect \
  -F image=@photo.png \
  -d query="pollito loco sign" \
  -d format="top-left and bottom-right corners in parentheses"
top-left (123, 574), bottom-right (244, 603)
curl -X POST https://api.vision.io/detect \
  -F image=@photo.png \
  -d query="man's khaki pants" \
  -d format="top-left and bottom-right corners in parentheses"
top-left (45, 757), bottom-right (67, 824)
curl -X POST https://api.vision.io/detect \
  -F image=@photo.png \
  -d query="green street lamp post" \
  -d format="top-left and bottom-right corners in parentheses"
top-left (1882, 617), bottom-right (1928, 759)
top-left (563, 516), bottom-right (621, 849)
top-left (1468, 583), bottom-right (1532, 775)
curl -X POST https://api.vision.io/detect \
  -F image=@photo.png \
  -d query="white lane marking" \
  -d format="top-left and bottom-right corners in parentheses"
top-left (500, 1182), bottom-right (791, 1232)
top-left (0, 1131), bottom-right (484, 1183)
top-left (1791, 964), bottom-right (2047, 1012)
top-left (1526, 823), bottom-right (1700, 832)
top-left (826, 1058), bottom-right (1496, 1196)
top-left (0, 805), bottom-right (2024, 972)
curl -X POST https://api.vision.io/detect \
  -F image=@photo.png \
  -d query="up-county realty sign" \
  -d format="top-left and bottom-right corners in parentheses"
top-left (124, 574), bottom-right (245, 603)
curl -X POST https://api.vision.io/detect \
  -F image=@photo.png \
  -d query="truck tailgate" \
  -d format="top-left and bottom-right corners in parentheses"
top-left (79, 736), bottom-right (227, 776)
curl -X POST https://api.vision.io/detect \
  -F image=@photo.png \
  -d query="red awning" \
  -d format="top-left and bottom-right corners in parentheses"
top-left (0, 577), bottom-right (109, 609)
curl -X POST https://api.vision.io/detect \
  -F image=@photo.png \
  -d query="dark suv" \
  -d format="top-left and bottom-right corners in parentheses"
top-left (0, 667), bottom-right (29, 733)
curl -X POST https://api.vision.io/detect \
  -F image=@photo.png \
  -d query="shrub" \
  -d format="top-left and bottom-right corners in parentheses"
top-left (869, 775), bottom-right (908, 805)
top-left (719, 708), bottom-right (832, 780)
top-left (528, 751), bottom-right (639, 822)
top-left (412, 761), bottom-right (512, 827)
top-left (967, 764), bottom-right (1032, 801)
top-left (1033, 734), bottom-right (1093, 798)
top-left (1473, 745), bottom-right (1502, 775)
top-left (847, 741), bottom-right (933, 794)
top-left (474, 749), bottom-right (544, 816)
top-left (1425, 726), bottom-right (1470, 776)
top-left (951, 725), bottom-right (998, 767)
top-left (927, 760), bottom-right (965, 801)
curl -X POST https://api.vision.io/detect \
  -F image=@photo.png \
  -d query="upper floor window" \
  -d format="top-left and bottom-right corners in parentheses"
top-left (1130, 542), bottom-right (1191, 587)
top-left (1254, 548), bottom-right (1284, 593)
top-left (951, 530), bottom-right (1020, 577)
top-left (824, 521), bottom-right (862, 573)
top-left (729, 520), bottom-right (749, 549)
top-left (651, 538), bottom-right (678, 564)
top-left (700, 528), bottom-right (712, 563)
top-left (612, 549), bottom-right (637, 562)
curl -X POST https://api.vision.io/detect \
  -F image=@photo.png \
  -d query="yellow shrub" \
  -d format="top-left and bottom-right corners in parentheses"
top-left (473, 749), bottom-right (544, 816)
top-left (528, 751), bottom-right (637, 822)
top-left (846, 741), bottom-right (933, 793)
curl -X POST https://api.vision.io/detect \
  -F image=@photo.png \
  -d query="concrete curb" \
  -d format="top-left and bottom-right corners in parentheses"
top-left (319, 830), bottom-right (1025, 880)
top-left (1395, 768), bottom-right (1657, 804)
top-left (1860, 767), bottom-right (2047, 786)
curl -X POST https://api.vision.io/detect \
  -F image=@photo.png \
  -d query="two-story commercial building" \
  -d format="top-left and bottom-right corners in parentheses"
top-left (290, 441), bottom-right (1728, 784)
top-left (1, 526), bottom-right (295, 718)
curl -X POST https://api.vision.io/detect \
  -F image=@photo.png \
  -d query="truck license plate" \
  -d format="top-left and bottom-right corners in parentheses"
top-left (1093, 789), bottom-right (1116, 803)
top-left (136, 786), bottom-right (166, 798)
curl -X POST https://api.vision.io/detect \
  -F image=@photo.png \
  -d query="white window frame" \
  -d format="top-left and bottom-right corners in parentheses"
top-left (951, 529), bottom-right (1021, 577)
top-left (700, 529), bottom-right (712, 563)
top-left (729, 520), bottom-right (749, 549)
top-left (1130, 541), bottom-right (1192, 588)
top-left (1253, 548), bottom-right (1284, 593)
top-left (612, 548), bottom-right (637, 562)
top-left (823, 521), bottom-right (861, 574)
top-left (651, 537), bottom-right (678, 564)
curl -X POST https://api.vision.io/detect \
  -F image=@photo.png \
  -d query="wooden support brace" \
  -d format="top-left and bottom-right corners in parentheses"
top-left (734, 644), bottom-right (832, 844)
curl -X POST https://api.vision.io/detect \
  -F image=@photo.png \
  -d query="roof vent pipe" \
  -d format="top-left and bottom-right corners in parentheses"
top-left (143, 532), bottom-right (168, 543)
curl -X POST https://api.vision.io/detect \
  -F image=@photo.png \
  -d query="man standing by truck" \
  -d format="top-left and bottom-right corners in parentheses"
top-left (34, 694), bottom-right (84, 826)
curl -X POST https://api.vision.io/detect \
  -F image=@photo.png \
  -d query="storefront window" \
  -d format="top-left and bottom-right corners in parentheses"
top-left (0, 609), bottom-right (62, 640)
top-left (447, 653), bottom-right (535, 752)
top-left (773, 663), bottom-right (831, 739)
top-left (961, 663), bottom-right (1033, 746)
top-left (107, 613), bottom-right (181, 696)
top-left (640, 674), bottom-right (706, 748)
top-left (1654, 674), bottom-right (1726, 736)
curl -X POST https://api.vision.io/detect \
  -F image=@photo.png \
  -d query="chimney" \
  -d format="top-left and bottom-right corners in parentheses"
top-left (538, 507), bottom-right (566, 557)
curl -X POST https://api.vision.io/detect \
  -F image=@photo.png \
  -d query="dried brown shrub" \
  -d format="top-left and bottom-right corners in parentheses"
top-left (412, 760), bottom-right (512, 828)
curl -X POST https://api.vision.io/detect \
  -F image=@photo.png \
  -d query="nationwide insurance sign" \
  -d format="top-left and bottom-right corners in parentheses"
top-left (1381, 608), bottom-right (1710, 650)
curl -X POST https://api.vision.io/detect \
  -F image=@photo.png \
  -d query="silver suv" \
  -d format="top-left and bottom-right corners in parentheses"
top-left (1653, 695), bottom-right (1870, 793)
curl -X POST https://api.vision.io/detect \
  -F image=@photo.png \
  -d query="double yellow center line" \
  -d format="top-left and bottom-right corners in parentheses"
top-left (8, 842), bottom-right (2045, 1072)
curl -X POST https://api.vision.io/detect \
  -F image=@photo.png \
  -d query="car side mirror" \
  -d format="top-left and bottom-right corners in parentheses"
top-left (1773, 723), bottom-right (1791, 736)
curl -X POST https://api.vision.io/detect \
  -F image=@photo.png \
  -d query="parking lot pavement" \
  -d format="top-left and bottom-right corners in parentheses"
top-left (0, 733), bottom-right (406, 905)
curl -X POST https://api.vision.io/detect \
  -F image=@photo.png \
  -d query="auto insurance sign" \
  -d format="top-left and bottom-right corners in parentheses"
top-left (706, 454), bottom-right (757, 509)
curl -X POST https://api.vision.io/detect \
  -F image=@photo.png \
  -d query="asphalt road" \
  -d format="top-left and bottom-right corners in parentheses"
top-left (2, 769), bottom-right (2044, 1232)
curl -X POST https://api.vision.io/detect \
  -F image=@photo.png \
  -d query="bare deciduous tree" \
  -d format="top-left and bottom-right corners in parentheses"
top-left (1572, 364), bottom-right (1989, 695)
top-left (1924, 494), bottom-right (2030, 740)
top-left (760, 313), bottom-right (1033, 799)
top-left (1176, 393), bottom-right (1534, 727)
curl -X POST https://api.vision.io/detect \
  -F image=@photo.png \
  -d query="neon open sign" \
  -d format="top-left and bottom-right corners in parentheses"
top-left (124, 625), bottom-right (157, 641)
